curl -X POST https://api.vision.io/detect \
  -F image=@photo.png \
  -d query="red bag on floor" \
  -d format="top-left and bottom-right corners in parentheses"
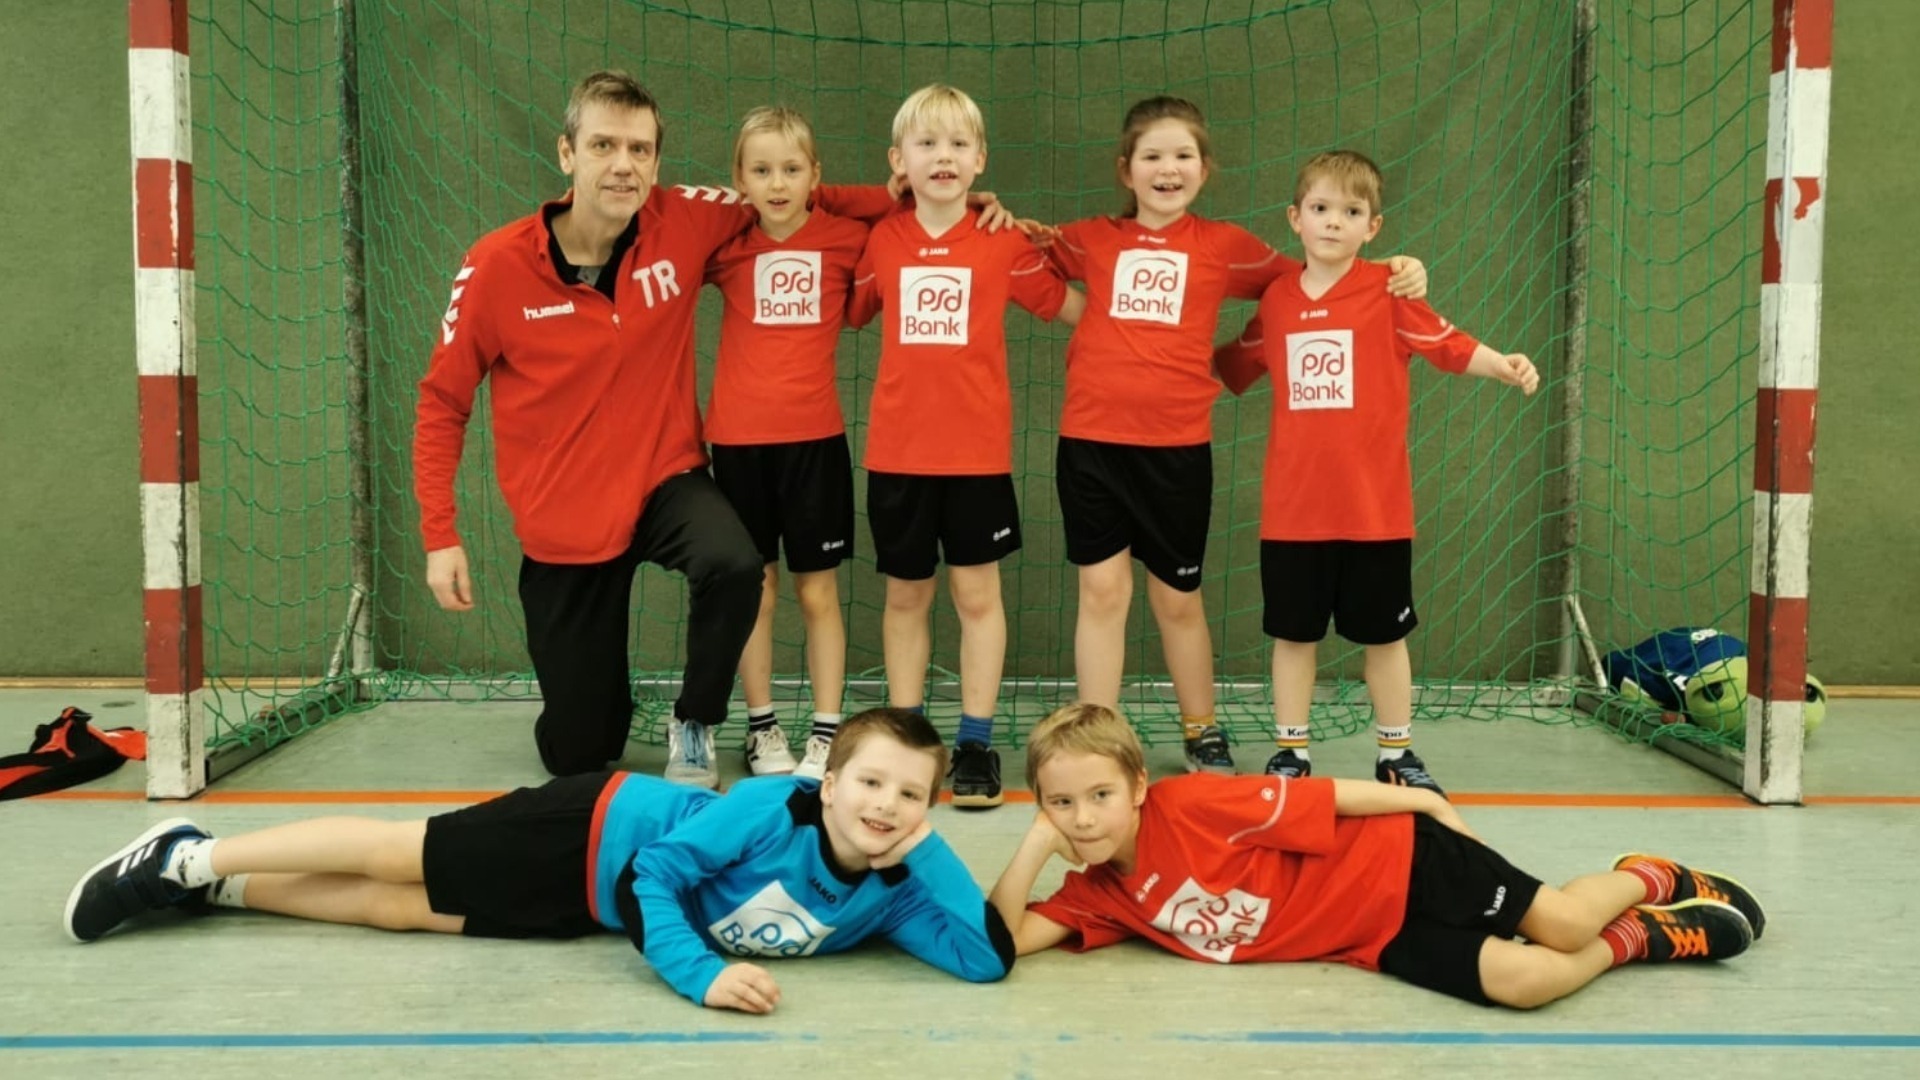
top-left (0, 707), bottom-right (147, 800)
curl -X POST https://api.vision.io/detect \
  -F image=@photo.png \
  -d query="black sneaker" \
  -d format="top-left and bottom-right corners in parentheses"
top-left (1635, 898), bottom-right (1754, 962)
top-left (65, 817), bottom-right (211, 943)
top-left (1614, 853), bottom-right (1767, 939)
top-left (1263, 748), bottom-right (1312, 779)
top-left (1182, 727), bottom-right (1237, 775)
top-left (1375, 750), bottom-right (1447, 798)
top-left (948, 741), bottom-right (1003, 809)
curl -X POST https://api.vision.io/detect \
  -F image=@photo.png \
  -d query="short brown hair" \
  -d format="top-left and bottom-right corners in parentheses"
top-left (1025, 703), bottom-right (1146, 799)
top-left (1115, 96), bottom-right (1214, 218)
top-left (824, 708), bottom-right (950, 798)
top-left (1294, 149), bottom-right (1385, 217)
top-left (563, 70), bottom-right (664, 152)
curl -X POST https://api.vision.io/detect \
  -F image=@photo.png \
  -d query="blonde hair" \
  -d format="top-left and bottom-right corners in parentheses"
top-left (732, 105), bottom-right (820, 180)
top-left (824, 708), bottom-right (950, 798)
top-left (563, 70), bottom-right (664, 151)
top-left (891, 83), bottom-right (987, 147)
top-left (1115, 96), bottom-right (1215, 218)
top-left (1295, 150), bottom-right (1385, 217)
top-left (1026, 703), bottom-right (1146, 799)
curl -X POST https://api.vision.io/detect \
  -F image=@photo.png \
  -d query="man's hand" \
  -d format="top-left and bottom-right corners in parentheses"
top-left (1494, 353), bottom-right (1540, 396)
top-left (425, 545), bottom-right (474, 611)
top-left (1384, 255), bottom-right (1427, 299)
top-left (704, 963), bottom-right (782, 1015)
top-left (869, 819), bottom-right (933, 870)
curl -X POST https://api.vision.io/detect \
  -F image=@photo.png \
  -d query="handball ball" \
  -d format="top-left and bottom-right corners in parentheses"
top-left (1803, 675), bottom-right (1827, 737)
top-left (1683, 656), bottom-right (1748, 735)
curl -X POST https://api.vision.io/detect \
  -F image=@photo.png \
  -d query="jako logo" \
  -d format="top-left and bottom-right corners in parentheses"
top-left (991, 527), bottom-right (1012, 542)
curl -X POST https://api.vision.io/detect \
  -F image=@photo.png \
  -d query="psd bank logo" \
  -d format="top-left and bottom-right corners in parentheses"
top-left (1285, 328), bottom-right (1355, 410)
top-left (898, 266), bottom-right (971, 345)
top-left (709, 881), bottom-right (836, 958)
top-left (1150, 877), bottom-right (1272, 962)
top-left (1110, 249), bottom-right (1188, 325)
top-left (753, 251), bottom-right (822, 325)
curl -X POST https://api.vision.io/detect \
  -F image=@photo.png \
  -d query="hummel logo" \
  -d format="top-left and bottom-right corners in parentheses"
top-left (992, 527), bottom-right (1012, 541)
top-left (1397, 607), bottom-right (1412, 622)
top-left (522, 301), bottom-right (576, 321)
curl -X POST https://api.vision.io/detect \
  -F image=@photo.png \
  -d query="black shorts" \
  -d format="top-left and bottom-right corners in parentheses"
top-left (1374, 815), bottom-right (1544, 1006)
top-left (866, 471), bottom-right (1021, 580)
top-left (1260, 539), bottom-right (1418, 644)
top-left (1056, 437), bottom-right (1211, 592)
top-left (710, 435), bottom-right (855, 573)
top-left (421, 770), bottom-right (616, 939)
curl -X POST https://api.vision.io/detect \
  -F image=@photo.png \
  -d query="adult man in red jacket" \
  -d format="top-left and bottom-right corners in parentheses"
top-left (413, 71), bottom-right (763, 787)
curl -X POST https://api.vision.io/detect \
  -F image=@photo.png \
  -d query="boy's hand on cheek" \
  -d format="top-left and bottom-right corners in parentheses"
top-left (1030, 811), bottom-right (1082, 865)
top-left (869, 819), bottom-right (933, 869)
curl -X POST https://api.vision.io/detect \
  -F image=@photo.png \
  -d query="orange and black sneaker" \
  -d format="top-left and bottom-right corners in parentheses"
top-left (1615, 853), bottom-right (1767, 939)
top-left (1636, 898), bottom-right (1754, 962)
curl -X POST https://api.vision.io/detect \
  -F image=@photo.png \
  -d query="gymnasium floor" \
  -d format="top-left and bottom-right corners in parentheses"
top-left (4, 688), bottom-right (1917, 1078)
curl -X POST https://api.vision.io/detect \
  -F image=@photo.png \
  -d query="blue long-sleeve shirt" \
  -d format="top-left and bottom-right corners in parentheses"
top-left (585, 772), bottom-right (1014, 1003)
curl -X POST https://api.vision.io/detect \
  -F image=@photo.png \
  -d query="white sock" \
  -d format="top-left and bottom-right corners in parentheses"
top-left (810, 712), bottom-right (843, 741)
top-left (163, 838), bottom-right (220, 889)
top-left (1376, 724), bottom-right (1412, 760)
top-left (207, 874), bottom-right (250, 909)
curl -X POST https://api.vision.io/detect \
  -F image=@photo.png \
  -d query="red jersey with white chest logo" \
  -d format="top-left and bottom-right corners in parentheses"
top-left (1049, 214), bottom-right (1301, 446)
top-left (1216, 259), bottom-right (1481, 541)
top-left (1030, 774), bottom-right (1413, 968)
top-left (414, 186), bottom-right (752, 564)
top-left (703, 210), bottom-right (872, 445)
top-left (849, 208), bottom-right (1068, 475)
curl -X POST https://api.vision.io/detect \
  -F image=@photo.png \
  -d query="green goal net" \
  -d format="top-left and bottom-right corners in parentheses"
top-left (185, 0), bottom-right (1771, 764)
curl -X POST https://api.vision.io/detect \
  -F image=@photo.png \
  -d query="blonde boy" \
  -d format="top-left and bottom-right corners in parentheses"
top-left (989, 703), bottom-right (1763, 1008)
top-left (846, 85), bottom-right (1085, 807)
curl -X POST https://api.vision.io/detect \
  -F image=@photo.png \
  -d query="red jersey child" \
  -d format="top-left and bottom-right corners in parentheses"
top-left (1215, 151), bottom-right (1539, 795)
top-left (990, 704), bottom-right (1764, 1009)
top-left (1043, 97), bottom-right (1429, 778)
top-left (845, 84), bottom-right (1081, 809)
top-left (700, 107), bottom-right (898, 782)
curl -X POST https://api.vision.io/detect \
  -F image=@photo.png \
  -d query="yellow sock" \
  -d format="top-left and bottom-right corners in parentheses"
top-left (1181, 714), bottom-right (1215, 740)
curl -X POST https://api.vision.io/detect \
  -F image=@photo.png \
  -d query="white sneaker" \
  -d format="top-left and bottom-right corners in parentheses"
top-left (791, 734), bottom-right (833, 781)
top-left (664, 718), bottom-right (719, 789)
top-left (745, 724), bottom-right (798, 776)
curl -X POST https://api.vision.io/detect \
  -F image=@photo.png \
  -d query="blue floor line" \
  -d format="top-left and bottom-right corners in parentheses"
top-left (3, 1030), bottom-right (1917, 1051)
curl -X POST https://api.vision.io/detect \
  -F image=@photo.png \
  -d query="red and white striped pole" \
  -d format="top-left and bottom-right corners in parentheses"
top-left (1747, 0), bottom-right (1831, 805)
top-left (130, 0), bottom-right (204, 799)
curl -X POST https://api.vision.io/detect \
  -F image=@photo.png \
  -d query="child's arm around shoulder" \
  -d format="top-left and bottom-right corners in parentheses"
top-left (988, 812), bottom-right (1079, 956)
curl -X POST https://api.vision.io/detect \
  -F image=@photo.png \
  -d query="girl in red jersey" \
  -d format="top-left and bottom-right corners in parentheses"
top-left (990, 704), bottom-right (1764, 1009)
top-left (1043, 98), bottom-right (1429, 775)
top-left (702, 107), bottom-right (887, 781)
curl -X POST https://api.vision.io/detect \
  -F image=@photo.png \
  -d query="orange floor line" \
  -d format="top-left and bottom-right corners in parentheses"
top-left (25, 788), bottom-right (1920, 807)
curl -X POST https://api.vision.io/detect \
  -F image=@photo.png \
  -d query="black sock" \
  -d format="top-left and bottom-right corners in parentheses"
top-left (747, 706), bottom-right (778, 732)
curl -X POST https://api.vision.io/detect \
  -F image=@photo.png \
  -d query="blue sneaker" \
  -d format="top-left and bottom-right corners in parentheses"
top-left (664, 718), bottom-right (719, 789)
top-left (65, 818), bottom-right (211, 943)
